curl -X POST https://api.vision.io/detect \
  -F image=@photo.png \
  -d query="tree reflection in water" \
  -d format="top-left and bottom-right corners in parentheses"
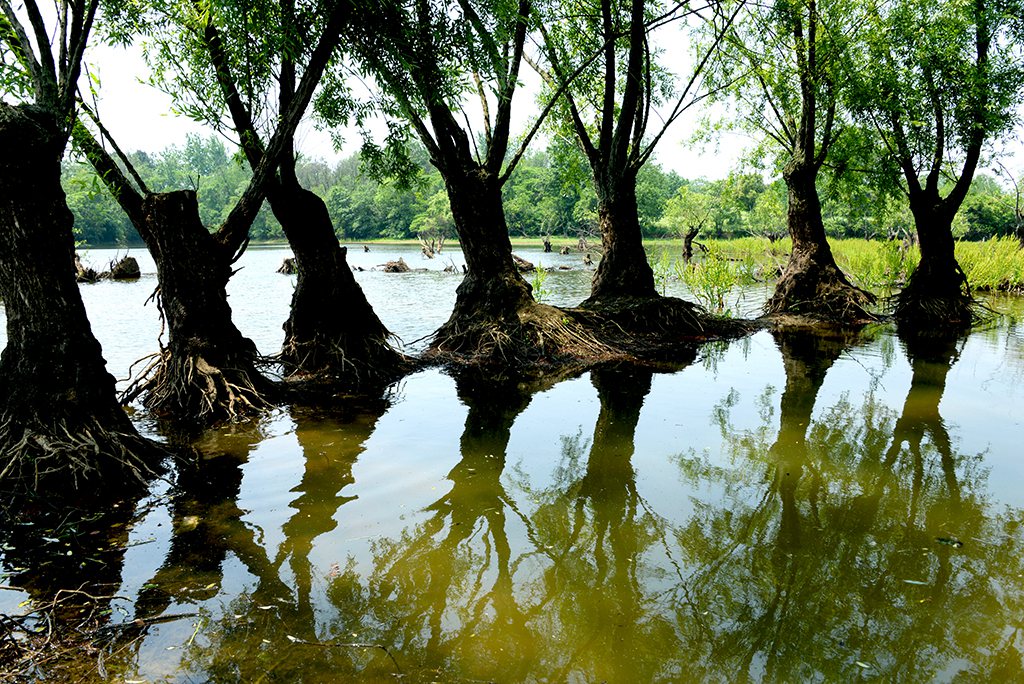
top-left (12, 329), bottom-right (1023, 681)
top-left (0, 487), bottom-right (148, 679)
top-left (176, 337), bottom-right (1023, 682)
top-left (176, 399), bottom-right (392, 681)
top-left (675, 328), bottom-right (1024, 681)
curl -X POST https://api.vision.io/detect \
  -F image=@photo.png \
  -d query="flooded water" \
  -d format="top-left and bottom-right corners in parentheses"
top-left (1, 245), bottom-right (1024, 682)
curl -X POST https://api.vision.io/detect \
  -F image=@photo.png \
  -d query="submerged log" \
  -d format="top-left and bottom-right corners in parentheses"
top-left (381, 257), bottom-right (411, 273)
top-left (512, 254), bottom-right (535, 272)
top-left (74, 254), bottom-right (100, 283)
top-left (108, 255), bottom-right (141, 280)
top-left (278, 257), bottom-right (298, 274)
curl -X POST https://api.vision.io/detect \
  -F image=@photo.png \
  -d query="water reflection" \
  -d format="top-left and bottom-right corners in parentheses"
top-left (136, 427), bottom-right (290, 621)
top-left (176, 400), bottom-right (392, 681)
top-left (531, 364), bottom-right (667, 683)
top-left (326, 371), bottom-right (556, 681)
top-left (0, 489), bottom-right (147, 679)
top-left (681, 328), bottom-right (1024, 681)
top-left (3, 328), bottom-right (1024, 681)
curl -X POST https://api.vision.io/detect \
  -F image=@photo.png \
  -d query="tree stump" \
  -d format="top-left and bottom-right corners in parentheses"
top-left (108, 255), bottom-right (140, 280)
top-left (382, 258), bottom-right (411, 273)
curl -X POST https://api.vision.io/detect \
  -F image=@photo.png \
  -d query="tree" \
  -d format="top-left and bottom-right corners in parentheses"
top-left (661, 183), bottom-right (717, 261)
top-left (536, 0), bottom-right (740, 305)
top-left (76, 0), bottom-right (350, 423)
top-left (708, 0), bottom-right (874, 321)
top-left (184, 0), bottom-right (408, 387)
top-left (0, 0), bottom-right (162, 487)
top-left (345, 0), bottom-right (613, 366)
top-left (852, 0), bottom-right (1024, 329)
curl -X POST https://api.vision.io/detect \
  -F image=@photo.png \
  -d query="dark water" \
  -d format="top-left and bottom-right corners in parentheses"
top-left (1, 246), bottom-right (1023, 682)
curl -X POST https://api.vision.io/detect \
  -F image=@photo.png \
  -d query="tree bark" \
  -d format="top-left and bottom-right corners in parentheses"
top-left (430, 166), bottom-right (536, 355)
top-left (124, 191), bottom-right (272, 424)
top-left (268, 183), bottom-right (406, 387)
top-left (587, 171), bottom-right (657, 302)
top-left (682, 226), bottom-right (701, 263)
top-left (73, 123), bottom-right (269, 424)
top-left (765, 160), bottom-right (874, 321)
top-left (895, 192), bottom-right (972, 329)
top-left (0, 104), bottom-right (159, 488)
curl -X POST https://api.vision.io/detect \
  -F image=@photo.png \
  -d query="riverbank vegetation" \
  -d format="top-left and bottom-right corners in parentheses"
top-left (64, 136), bottom-right (1024, 250)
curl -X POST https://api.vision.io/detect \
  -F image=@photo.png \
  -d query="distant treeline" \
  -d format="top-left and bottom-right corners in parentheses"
top-left (65, 134), bottom-right (1022, 247)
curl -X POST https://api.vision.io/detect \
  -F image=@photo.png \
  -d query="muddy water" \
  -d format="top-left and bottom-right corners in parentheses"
top-left (1, 246), bottom-right (1023, 681)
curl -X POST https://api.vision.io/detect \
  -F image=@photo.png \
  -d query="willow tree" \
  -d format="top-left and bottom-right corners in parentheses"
top-left (344, 0), bottom-right (613, 366)
top-left (77, 0), bottom-right (352, 424)
top-left (537, 0), bottom-right (741, 310)
top-left (0, 0), bottom-right (162, 487)
top-left (138, 0), bottom-right (406, 388)
top-left (708, 0), bottom-right (874, 321)
top-left (851, 0), bottom-right (1024, 330)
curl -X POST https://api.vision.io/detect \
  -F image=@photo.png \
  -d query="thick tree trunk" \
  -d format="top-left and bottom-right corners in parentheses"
top-left (125, 191), bottom-right (272, 425)
top-left (895, 196), bottom-right (973, 330)
top-left (765, 161), bottom-right (874, 321)
top-left (587, 172), bottom-right (657, 302)
top-left (429, 167), bottom-right (538, 359)
top-left (0, 104), bottom-right (160, 488)
top-left (268, 184), bottom-right (406, 388)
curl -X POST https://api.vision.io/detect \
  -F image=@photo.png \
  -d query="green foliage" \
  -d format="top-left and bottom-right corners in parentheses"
top-left (955, 237), bottom-right (1024, 292)
top-left (531, 262), bottom-right (550, 303)
top-left (62, 134), bottom-right (1024, 253)
top-left (848, 0), bottom-right (1024, 222)
top-left (679, 250), bottom-right (745, 315)
top-left (62, 160), bottom-right (138, 246)
top-left (648, 250), bottom-right (672, 295)
top-left (831, 238), bottom-right (918, 293)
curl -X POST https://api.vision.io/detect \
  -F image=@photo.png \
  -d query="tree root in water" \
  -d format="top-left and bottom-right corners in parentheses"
top-left (279, 335), bottom-right (412, 393)
top-left (122, 351), bottom-right (273, 426)
top-left (764, 263), bottom-right (876, 324)
top-left (427, 297), bottom-right (746, 372)
top-left (0, 415), bottom-right (164, 493)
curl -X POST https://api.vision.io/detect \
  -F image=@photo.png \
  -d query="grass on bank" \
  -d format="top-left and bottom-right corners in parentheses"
top-left (267, 234), bottom-right (1024, 303)
top-left (641, 236), bottom-right (1024, 314)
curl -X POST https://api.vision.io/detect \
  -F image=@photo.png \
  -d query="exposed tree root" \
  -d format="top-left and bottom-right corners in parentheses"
top-left (427, 301), bottom-right (624, 371)
top-left (764, 259), bottom-right (876, 324)
top-left (0, 414), bottom-right (165, 493)
top-left (892, 266), bottom-right (977, 333)
top-left (122, 351), bottom-right (274, 427)
top-left (279, 335), bottom-right (414, 396)
top-left (427, 295), bottom-right (751, 373)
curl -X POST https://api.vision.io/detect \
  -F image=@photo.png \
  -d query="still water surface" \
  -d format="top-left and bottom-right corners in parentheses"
top-left (1, 245), bottom-right (1023, 682)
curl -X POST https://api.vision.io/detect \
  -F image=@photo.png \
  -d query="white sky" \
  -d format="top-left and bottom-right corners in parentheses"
top-left (83, 41), bottom-right (749, 180)
top-left (83, 37), bottom-right (1021, 183)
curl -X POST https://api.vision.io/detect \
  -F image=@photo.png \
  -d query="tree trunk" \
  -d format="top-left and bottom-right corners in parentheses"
top-left (268, 184), bottom-right (406, 388)
top-left (587, 172), bottom-right (657, 302)
top-left (125, 191), bottom-right (272, 425)
top-left (765, 161), bottom-right (873, 321)
top-left (682, 226), bottom-right (700, 263)
top-left (0, 104), bottom-right (159, 489)
top-left (429, 167), bottom-right (536, 357)
top-left (895, 195), bottom-right (972, 330)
